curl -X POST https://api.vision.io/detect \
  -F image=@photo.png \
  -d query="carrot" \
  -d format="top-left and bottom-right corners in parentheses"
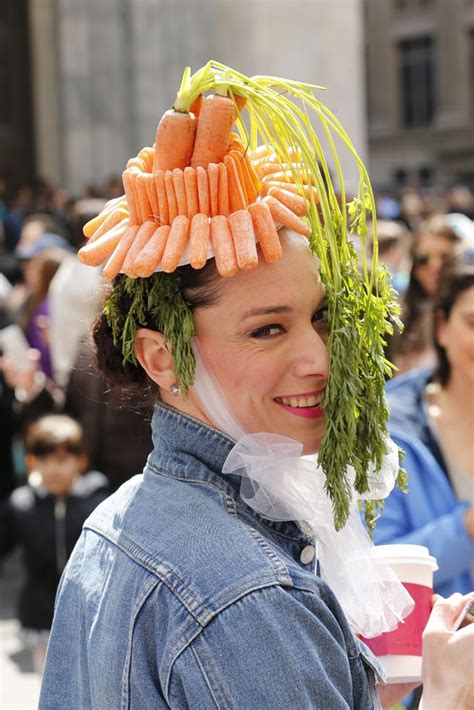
top-left (189, 213), bottom-right (210, 269)
top-left (133, 225), bottom-right (171, 277)
top-left (228, 209), bottom-right (258, 271)
top-left (262, 170), bottom-right (315, 186)
top-left (228, 134), bottom-right (246, 156)
top-left (217, 163), bottom-right (229, 216)
top-left (248, 144), bottom-right (271, 162)
top-left (82, 197), bottom-right (124, 238)
top-left (247, 201), bottom-right (282, 263)
top-left (155, 170), bottom-right (169, 225)
top-left (190, 95), bottom-right (203, 118)
top-left (196, 166), bottom-right (210, 215)
top-left (268, 187), bottom-right (307, 217)
top-left (136, 172), bottom-right (154, 222)
top-left (102, 225), bottom-right (140, 279)
top-left (153, 110), bottom-right (197, 172)
top-left (78, 221), bottom-right (128, 266)
top-left (208, 163), bottom-right (219, 216)
top-left (184, 167), bottom-right (198, 219)
top-left (122, 170), bottom-right (140, 225)
top-left (228, 151), bottom-right (248, 201)
top-left (255, 161), bottom-right (283, 179)
top-left (264, 195), bottom-right (312, 237)
top-left (88, 207), bottom-right (128, 244)
top-left (139, 146), bottom-right (154, 172)
top-left (241, 155), bottom-right (259, 203)
top-left (145, 174), bottom-right (159, 217)
top-left (172, 168), bottom-right (188, 216)
top-left (224, 155), bottom-right (246, 212)
top-left (122, 221), bottom-right (157, 276)
top-left (191, 95), bottom-right (236, 169)
top-left (127, 156), bottom-right (146, 171)
top-left (161, 215), bottom-right (190, 273)
top-left (210, 215), bottom-right (238, 277)
top-left (164, 170), bottom-right (178, 223)
top-left (232, 94), bottom-right (247, 115)
top-left (262, 180), bottom-right (318, 200)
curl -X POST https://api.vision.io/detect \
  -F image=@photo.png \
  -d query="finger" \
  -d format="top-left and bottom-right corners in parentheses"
top-left (427, 593), bottom-right (465, 631)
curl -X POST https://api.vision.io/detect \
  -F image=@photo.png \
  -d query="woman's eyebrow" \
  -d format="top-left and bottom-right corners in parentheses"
top-left (240, 305), bottom-right (293, 322)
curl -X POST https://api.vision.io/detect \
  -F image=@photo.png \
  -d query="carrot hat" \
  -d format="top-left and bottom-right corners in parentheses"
top-left (79, 62), bottom-right (404, 530)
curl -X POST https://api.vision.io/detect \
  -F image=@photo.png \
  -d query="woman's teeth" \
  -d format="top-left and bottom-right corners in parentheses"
top-left (276, 395), bottom-right (320, 408)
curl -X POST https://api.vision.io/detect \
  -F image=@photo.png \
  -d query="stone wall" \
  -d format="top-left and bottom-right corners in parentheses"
top-left (30, 0), bottom-right (366, 195)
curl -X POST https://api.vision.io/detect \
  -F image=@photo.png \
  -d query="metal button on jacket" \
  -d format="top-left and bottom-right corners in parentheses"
top-left (300, 545), bottom-right (316, 565)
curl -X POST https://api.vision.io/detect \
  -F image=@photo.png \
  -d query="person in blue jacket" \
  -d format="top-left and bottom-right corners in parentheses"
top-left (375, 263), bottom-right (474, 597)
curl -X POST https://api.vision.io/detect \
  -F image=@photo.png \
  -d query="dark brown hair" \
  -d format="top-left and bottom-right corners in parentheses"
top-left (26, 415), bottom-right (85, 457)
top-left (92, 259), bottom-right (221, 402)
top-left (433, 264), bottom-right (474, 386)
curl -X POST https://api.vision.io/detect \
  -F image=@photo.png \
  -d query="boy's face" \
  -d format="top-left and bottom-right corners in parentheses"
top-left (28, 450), bottom-right (87, 497)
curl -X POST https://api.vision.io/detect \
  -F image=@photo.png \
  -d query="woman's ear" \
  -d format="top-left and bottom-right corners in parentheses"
top-left (135, 328), bottom-right (176, 390)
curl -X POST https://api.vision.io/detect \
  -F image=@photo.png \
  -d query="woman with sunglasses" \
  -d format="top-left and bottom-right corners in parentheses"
top-left (392, 216), bottom-right (459, 373)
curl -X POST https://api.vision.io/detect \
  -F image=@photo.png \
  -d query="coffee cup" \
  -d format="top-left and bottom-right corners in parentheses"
top-left (360, 544), bottom-right (438, 683)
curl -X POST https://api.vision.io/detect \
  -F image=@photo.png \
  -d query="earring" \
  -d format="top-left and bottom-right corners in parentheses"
top-left (169, 383), bottom-right (181, 397)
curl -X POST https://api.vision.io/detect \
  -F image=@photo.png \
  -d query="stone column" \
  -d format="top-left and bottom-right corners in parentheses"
top-left (435, 0), bottom-right (470, 127)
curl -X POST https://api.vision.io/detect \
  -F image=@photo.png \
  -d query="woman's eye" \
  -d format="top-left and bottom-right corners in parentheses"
top-left (250, 324), bottom-right (284, 339)
top-left (313, 308), bottom-right (329, 329)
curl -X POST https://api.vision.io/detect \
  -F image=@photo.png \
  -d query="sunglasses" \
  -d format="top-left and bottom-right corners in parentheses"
top-left (413, 252), bottom-right (455, 268)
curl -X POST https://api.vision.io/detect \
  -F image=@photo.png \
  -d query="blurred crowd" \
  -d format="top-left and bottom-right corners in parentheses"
top-left (0, 175), bottom-right (473, 683)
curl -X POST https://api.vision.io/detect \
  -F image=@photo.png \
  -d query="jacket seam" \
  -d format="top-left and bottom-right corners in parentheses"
top-left (190, 645), bottom-right (222, 709)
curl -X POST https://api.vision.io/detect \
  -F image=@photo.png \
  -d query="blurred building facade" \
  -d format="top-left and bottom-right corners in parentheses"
top-left (365, 0), bottom-right (474, 190)
top-left (4, 0), bottom-right (367, 196)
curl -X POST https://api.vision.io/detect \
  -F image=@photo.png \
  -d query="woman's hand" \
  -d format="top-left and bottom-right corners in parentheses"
top-left (420, 594), bottom-right (474, 709)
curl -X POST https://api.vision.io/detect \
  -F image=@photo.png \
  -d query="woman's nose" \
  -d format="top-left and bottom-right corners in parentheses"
top-left (292, 328), bottom-right (329, 380)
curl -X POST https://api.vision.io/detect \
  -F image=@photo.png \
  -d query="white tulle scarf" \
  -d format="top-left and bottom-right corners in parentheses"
top-left (192, 341), bottom-right (414, 637)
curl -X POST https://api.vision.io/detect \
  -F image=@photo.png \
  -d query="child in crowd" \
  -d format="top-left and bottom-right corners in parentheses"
top-left (0, 415), bottom-right (108, 673)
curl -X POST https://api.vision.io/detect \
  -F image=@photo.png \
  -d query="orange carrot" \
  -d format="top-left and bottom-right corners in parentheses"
top-left (241, 155), bottom-right (259, 203)
top-left (232, 94), bottom-right (247, 115)
top-left (228, 209), bottom-right (258, 271)
top-left (153, 110), bottom-right (197, 172)
top-left (247, 201), bottom-right (282, 263)
top-left (164, 170), bottom-right (178, 223)
top-left (127, 156), bottom-right (146, 171)
top-left (189, 213), bottom-right (210, 269)
top-left (139, 146), bottom-right (154, 172)
top-left (268, 187), bottom-right (307, 217)
top-left (102, 225), bottom-right (140, 279)
top-left (262, 170), bottom-right (315, 186)
top-left (155, 170), bottom-right (169, 225)
top-left (262, 180), bottom-right (318, 200)
top-left (82, 197), bottom-right (124, 238)
top-left (88, 207), bottom-right (128, 244)
top-left (133, 225), bottom-right (171, 277)
top-left (172, 168), bottom-right (188, 216)
top-left (228, 133), bottom-right (246, 156)
top-left (228, 151), bottom-right (248, 200)
top-left (255, 161), bottom-right (283, 179)
top-left (122, 169), bottom-right (140, 225)
top-left (190, 95), bottom-right (203, 118)
top-left (191, 95), bottom-right (236, 169)
top-left (184, 167), bottom-right (198, 219)
top-left (208, 163), bottom-right (219, 217)
top-left (224, 155), bottom-right (246, 212)
top-left (78, 221), bottom-right (128, 266)
top-left (161, 216), bottom-right (190, 272)
top-left (122, 221), bottom-right (157, 276)
top-left (196, 166), bottom-right (210, 215)
top-left (136, 173), bottom-right (154, 222)
top-left (248, 144), bottom-right (271, 162)
top-left (210, 215), bottom-right (238, 277)
top-left (264, 195), bottom-right (312, 237)
top-left (217, 163), bottom-right (229, 216)
top-left (145, 174), bottom-right (159, 217)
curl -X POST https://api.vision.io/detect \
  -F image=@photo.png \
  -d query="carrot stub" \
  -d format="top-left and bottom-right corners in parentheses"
top-left (210, 215), bottom-right (238, 277)
top-left (172, 168), bottom-right (188, 216)
top-left (102, 225), bottom-right (140, 279)
top-left (264, 195), bottom-right (312, 238)
top-left (153, 110), bottom-right (197, 172)
top-left (191, 95), bottom-right (236, 169)
top-left (122, 170), bottom-right (140, 225)
top-left (268, 187), bottom-right (307, 217)
top-left (122, 220), bottom-right (157, 276)
top-left (217, 163), bottom-right (229, 216)
top-left (78, 221), bottom-right (128, 266)
top-left (247, 201), bottom-right (282, 263)
top-left (164, 171), bottom-right (179, 223)
top-left (161, 216), bottom-right (190, 273)
top-left (208, 163), bottom-right (219, 217)
top-left (196, 167), bottom-right (210, 215)
top-left (228, 209), bottom-right (258, 271)
top-left (133, 225), bottom-right (171, 277)
top-left (224, 155), bottom-right (246, 212)
top-left (189, 213), bottom-right (210, 269)
top-left (145, 174), bottom-right (159, 217)
top-left (136, 173), bottom-right (154, 223)
top-left (87, 207), bottom-right (128, 244)
top-left (155, 171), bottom-right (169, 226)
top-left (184, 167), bottom-right (199, 219)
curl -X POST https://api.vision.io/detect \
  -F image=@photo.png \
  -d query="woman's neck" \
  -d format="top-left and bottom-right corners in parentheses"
top-left (442, 372), bottom-right (474, 418)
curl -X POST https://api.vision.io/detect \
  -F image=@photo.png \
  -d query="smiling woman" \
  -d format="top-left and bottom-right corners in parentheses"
top-left (38, 63), bottom-right (467, 710)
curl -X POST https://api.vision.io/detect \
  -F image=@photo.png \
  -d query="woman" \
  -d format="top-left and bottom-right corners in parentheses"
top-left (376, 264), bottom-right (474, 597)
top-left (39, 63), bottom-right (473, 709)
top-left (393, 216), bottom-right (459, 373)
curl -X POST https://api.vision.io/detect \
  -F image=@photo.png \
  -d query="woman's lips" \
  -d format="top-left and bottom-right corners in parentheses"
top-left (275, 401), bottom-right (324, 419)
top-left (274, 389), bottom-right (325, 419)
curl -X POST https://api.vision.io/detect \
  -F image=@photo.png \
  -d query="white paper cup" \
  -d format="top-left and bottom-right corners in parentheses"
top-left (360, 544), bottom-right (438, 683)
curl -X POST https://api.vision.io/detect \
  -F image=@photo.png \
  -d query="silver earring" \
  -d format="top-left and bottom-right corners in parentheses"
top-left (169, 383), bottom-right (181, 397)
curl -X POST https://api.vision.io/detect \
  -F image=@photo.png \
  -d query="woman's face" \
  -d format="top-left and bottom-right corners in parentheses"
top-left (190, 232), bottom-right (329, 454)
top-left (413, 233), bottom-right (456, 297)
top-left (437, 286), bottom-right (474, 385)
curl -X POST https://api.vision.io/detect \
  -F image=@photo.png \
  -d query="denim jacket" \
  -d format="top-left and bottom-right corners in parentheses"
top-left (40, 405), bottom-right (384, 709)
